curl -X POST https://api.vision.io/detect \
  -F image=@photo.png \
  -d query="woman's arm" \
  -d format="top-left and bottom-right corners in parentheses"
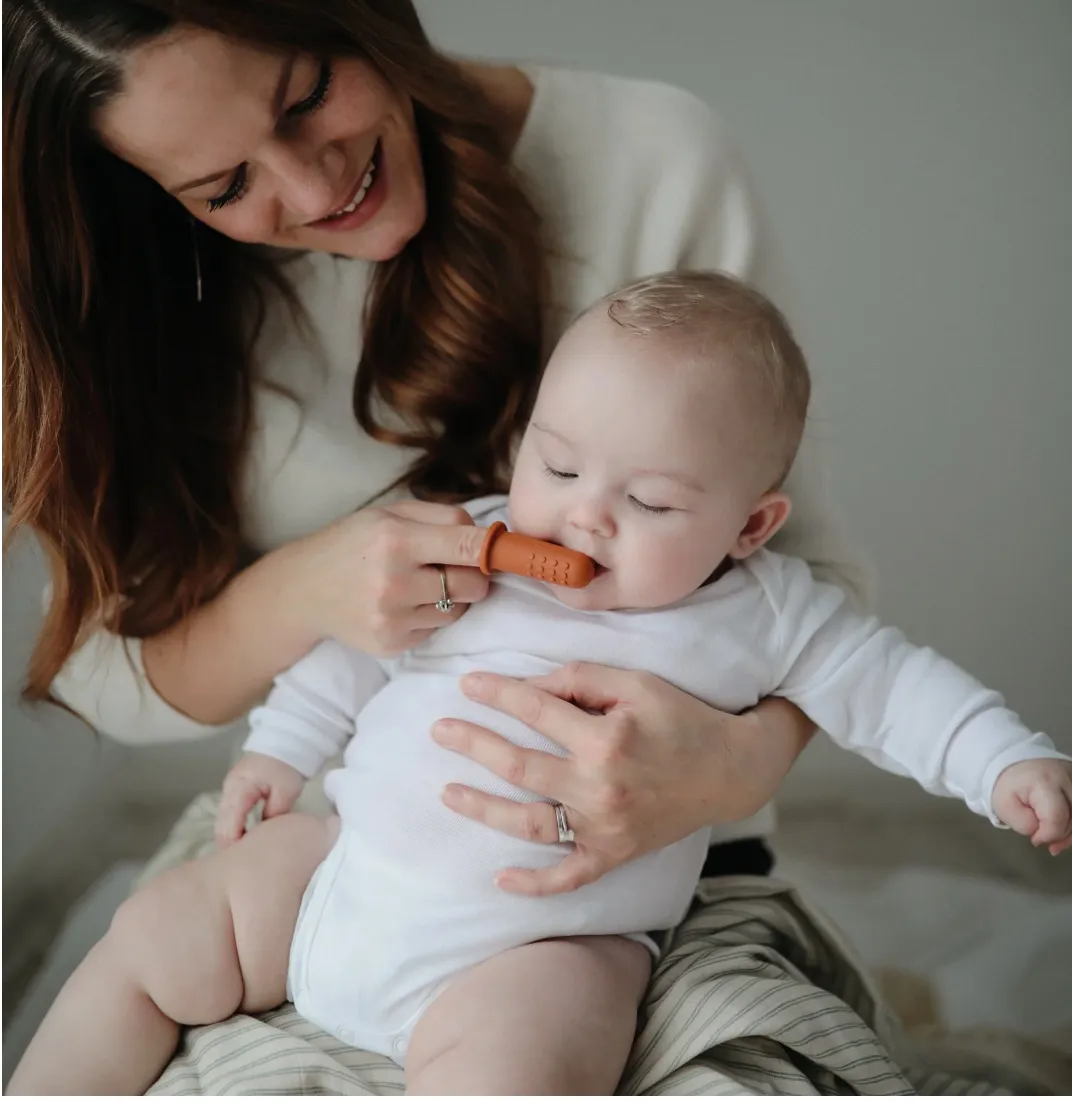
top-left (52, 502), bottom-right (493, 742)
top-left (432, 665), bottom-right (816, 896)
top-left (139, 538), bottom-right (320, 726)
top-left (51, 540), bottom-right (328, 741)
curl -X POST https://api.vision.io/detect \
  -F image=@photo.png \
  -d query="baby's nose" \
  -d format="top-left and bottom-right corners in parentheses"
top-left (568, 499), bottom-right (615, 539)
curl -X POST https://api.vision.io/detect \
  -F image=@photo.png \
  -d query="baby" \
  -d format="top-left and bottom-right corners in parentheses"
top-left (214, 271), bottom-right (1071, 1092)
top-left (17, 272), bottom-right (1072, 1096)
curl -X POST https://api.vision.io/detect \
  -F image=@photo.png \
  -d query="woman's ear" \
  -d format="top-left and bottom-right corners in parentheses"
top-left (729, 491), bottom-right (793, 559)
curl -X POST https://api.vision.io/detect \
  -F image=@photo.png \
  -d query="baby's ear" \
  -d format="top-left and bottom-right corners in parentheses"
top-left (729, 491), bottom-right (792, 559)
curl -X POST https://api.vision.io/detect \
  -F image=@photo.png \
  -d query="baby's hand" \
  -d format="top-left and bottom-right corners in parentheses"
top-left (215, 753), bottom-right (305, 848)
top-left (991, 759), bottom-right (1072, 855)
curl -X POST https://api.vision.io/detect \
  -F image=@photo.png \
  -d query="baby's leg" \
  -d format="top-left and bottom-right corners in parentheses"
top-left (8, 813), bottom-right (336, 1096)
top-left (406, 935), bottom-right (651, 1096)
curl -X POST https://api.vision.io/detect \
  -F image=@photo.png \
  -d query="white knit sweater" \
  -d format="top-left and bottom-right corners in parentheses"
top-left (51, 65), bottom-right (871, 745)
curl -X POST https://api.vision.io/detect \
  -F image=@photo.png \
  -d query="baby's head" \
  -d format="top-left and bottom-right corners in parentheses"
top-left (508, 270), bottom-right (811, 611)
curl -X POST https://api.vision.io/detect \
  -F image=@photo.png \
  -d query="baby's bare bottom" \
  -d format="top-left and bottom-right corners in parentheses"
top-left (7, 813), bottom-right (336, 1096)
top-left (406, 936), bottom-right (651, 1096)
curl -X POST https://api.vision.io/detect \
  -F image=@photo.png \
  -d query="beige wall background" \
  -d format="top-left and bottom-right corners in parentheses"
top-left (4, 0), bottom-right (1070, 1003)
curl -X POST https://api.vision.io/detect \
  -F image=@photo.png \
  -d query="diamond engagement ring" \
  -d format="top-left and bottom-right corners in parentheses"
top-left (553, 803), bottom-right (575, 844)
top-left (435, 566), bottom-right (455, 613)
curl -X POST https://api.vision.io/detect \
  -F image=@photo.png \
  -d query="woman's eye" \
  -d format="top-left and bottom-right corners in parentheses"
top-left (203, 60), bottom-right (333, 213)
top-left (630, 496), bottom-right (671, 515)
top-left (287, 59), bottom-right (334, 119)
top-left (544, 464), bottom-right (577, 480)
top-left (206, 164), bottom-right (248, 212)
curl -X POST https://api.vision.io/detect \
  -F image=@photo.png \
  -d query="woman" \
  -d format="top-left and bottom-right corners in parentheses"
top-left (6, 0), bottom-right (876, 1093)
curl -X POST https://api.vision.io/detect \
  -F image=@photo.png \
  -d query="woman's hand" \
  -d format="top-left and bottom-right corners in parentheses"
top-left (291, 500), bottom-right (491, 656)
top-left (141, 500), bottom-right (490, 727)
top-left (432, 663), bottom-right (814, 895)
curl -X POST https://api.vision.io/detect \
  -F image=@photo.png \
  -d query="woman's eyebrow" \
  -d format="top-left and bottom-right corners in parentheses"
top-left (167, 52), bottom-right (297, 195)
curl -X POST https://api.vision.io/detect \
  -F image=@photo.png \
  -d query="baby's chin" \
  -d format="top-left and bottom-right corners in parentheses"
top-left (547, 570), bottom-right (622, 612)
top-left (546, 568), bottom-right (708, 613)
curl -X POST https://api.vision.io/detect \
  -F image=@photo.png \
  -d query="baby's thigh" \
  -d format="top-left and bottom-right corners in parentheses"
top-left (406, 935), bottom-right (651, 1095)
top-left (111, 812), bottom-right (337, 1025)
top-left (219, 812), bottom-right (340, 1012)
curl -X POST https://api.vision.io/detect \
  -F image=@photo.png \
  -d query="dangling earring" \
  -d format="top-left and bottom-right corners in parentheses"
top-left (189, 215), bottom-right (203, 303)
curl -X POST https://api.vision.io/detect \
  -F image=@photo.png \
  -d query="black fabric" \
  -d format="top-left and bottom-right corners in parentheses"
top-left (700, 836), bottom-right (774, 879)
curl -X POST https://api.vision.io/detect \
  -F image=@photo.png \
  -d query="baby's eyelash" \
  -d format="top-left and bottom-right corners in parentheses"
top-left (205, 59), bottom-right (333, 213)
top-left (544, 464), bottom-right (577, 480)
top-left (630, 496), bottom-right (671, 515)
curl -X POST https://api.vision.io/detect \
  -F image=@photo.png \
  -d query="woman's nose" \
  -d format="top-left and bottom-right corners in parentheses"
top-left (263, 140), bottom-right (346, 223)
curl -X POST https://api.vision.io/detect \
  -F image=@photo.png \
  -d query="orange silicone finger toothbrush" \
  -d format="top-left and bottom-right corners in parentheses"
top-left (478, 521), bottom-right (596, 589)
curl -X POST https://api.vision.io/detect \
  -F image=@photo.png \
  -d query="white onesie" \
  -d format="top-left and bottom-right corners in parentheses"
top-left (245, 497), bottom-right (1067, 1061)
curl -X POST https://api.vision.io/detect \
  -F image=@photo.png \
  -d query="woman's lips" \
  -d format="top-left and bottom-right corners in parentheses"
top-left (307, 140), bottom-right (386, 233)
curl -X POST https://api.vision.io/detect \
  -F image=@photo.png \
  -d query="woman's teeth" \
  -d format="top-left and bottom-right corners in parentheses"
top-left (325, 157), bottom-right (376, 220)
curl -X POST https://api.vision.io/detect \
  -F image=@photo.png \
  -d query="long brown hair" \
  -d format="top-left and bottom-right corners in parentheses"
top-left (3, 0), bottom-right (545, 701)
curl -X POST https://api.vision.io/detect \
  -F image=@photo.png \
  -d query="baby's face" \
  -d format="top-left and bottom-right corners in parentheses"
top-left (509, 312), bottom-right (769, 612)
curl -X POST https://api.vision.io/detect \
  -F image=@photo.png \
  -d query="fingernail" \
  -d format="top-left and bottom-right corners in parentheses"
top-left (461, 673), bottom-right (489, 696)
top-left (442, 784), bottom-right (464, 805)
top-left (431, 720), bottom-right (457, 743)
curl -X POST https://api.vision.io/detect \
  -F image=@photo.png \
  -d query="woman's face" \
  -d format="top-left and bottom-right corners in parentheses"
top-left (97, 27), bottom-right (427, 260)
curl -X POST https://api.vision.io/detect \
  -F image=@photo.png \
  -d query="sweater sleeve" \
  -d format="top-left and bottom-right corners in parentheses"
top-left (242, 639), bottom-right (388, 778)
top-left (50, 615), bottom-right (235, 744)
top-left (770, 558), bottom-right (1070, 822)
top-left (649, 86), bottom-right (875, 607)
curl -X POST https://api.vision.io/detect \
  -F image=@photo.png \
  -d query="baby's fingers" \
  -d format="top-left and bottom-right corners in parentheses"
top-left (216, 777), bottom-right (262, 847)
top-left (1029, 785), bottom-right (1072, 847)
top-left (996, 794), bottom-right (1040, 839)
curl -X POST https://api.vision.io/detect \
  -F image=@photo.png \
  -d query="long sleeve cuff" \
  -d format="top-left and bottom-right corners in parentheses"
top-left (243, 711), bottom-right (340, 779)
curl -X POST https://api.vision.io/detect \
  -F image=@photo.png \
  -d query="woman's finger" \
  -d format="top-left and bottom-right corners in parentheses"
top-left (432, 718), bottom-right (568, 800)
top-left (380, 500), bottom-right (487, 568)
top-left (409, 603), bottom-right (467, 632)
top-left (441, 785), bottom-right (563, 845)
top-left (382, 500), bottom-right (475, 526)
top-left (415, 563), bottom-right (490, 609)
top-left (528, 661), bottom-right (643, 711)
top-left (408, 520), bottom-right (489, 569)
top-left (459, 673), bottom-right (595, 754)
top-left (496, 850), bottom-right (605, 897)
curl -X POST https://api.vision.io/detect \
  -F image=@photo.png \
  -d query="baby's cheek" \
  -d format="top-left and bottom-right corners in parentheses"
top-left (505, 467), bottom-right (548, 533)
top-left (625, 538), bottom-right (713, 607)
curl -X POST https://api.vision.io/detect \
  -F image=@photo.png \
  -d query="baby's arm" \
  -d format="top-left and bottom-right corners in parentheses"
top-left (215, 639), bottom-right (388, 844)
top-left (771, 559), bottom-right (1071, 844)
